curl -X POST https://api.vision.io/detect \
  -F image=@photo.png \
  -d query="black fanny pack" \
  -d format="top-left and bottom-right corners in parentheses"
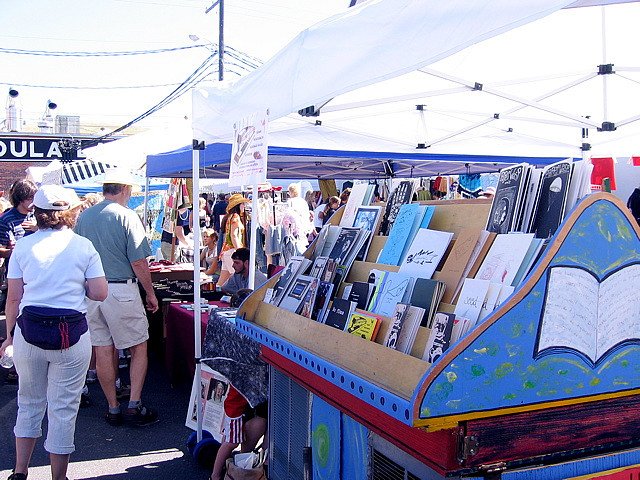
top-left (17, 306), bottom-right (87, 350)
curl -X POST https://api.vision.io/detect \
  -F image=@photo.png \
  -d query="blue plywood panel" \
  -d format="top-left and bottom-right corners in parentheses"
top-left (341, 414), bottom-right (369, 480)
top-left (312, 396), bottom-right (341, 480)
top-left (419, 196), bottom-right (640, 419)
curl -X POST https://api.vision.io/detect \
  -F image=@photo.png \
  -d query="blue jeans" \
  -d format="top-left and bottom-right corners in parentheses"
top-left (13, 326), bottom-right (91, 454)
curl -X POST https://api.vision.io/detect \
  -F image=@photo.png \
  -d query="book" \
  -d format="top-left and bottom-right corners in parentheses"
top-left (366, 269), bottom-right (388, 312)
top-left (348, 281), bottom-right (376, 310)
top-left (384, 303), bottom-right (409, 349)
top-left (422, 312), bottom-right (456, 364)
top-left (378, 203), bottom-right (419, 266)
top-left (372, 272), bottom-right (411, 317)
top-left (408, 277), bottom-right (446, 328)
top-left (380, 180), bottom-right (414, 236)
top-left (340, 183), bottom-right (371, 227)
top-left (474, 233), bottom-right (535, 285)
top-left (323, 298), bottom-right (356, 330)
top-left (486, 163), bottom-right (529, 234)
top-left (345, 309), bottom-right (382, 341)
top-left (271, 256), bottom-right (312, 306)
top-left (279, 275), bottom-right (314, 313)
top-left (352, 206), bottom-right (382, 261)
top-left (535, 264), bottom-right (640, 366)
top-left (399, 228), bottom-right (454, 279)
top-left (311, 281), bottom-right (334, 321)
top-left (309, 256), bottom-right (329, 278)
top-left (396, 305), bottom-right (425, 354)
top-left (297, 277), bottom-right (320, 318)
top-left (478, 282), bottom-right (503, 322)
top-left (530, 159), bottom-right (573, 239)
top-left (328, 227), bottom-right (360, 266)
top-left (433, 228), bottom-right (484, 304)
top-left (453, 278), bottom-right (491, 326)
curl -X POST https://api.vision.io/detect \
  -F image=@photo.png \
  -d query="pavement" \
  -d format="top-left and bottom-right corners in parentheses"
top-left (0, 314), bottom-right (212, 480)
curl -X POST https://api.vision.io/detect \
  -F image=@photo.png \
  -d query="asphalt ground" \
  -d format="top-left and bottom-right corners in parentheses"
top-left (0, 315), bottom-right (212, 480)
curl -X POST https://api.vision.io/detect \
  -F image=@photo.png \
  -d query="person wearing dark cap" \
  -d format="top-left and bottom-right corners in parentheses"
top-left (75, 169), bottom-right (159, 427)
top-left (2, 185), bottom-right (108, 480)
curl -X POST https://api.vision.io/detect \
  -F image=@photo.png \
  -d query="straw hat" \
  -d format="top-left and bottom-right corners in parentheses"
top-left (226, 193), bottom-right (250, 213)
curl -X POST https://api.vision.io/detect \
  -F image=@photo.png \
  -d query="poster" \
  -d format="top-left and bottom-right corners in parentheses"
top-left (229, 110), bottom-right (269, 188)
top-left (185, 364), bottom-right (229, 440)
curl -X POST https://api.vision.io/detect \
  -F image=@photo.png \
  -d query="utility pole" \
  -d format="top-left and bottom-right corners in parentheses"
top-left (205, 0), bottom-right (224, 81)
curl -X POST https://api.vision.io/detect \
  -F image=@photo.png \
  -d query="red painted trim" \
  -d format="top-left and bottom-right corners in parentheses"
top-left (261, 347), bottom-right (458, 474)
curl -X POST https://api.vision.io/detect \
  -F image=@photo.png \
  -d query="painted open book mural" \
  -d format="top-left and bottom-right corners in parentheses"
top-left (414, 193), bottom-right (640, 428)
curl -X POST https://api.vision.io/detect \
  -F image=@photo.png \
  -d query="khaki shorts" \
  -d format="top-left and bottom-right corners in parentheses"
top-left (86, 281), bottom-right (149, 350)
top-left (221, 248), bottom-right (236, 274)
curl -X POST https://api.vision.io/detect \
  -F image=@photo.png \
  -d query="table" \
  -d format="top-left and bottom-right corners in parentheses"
top-left (150, 263), bottom-right (208, 282)
top-left (163, 301), bottom-right (228, 385)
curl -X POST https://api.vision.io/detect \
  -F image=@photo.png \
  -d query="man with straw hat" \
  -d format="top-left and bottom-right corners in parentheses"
top-left (75, 168), bottom-right (159, 427)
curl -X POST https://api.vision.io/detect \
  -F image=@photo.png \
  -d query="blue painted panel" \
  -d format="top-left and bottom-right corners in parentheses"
top-left (341, 414), bottom-right (369, 480)
top-left (419, 197), bottom-right (640, 419)
top-left (236, 320), bottom-right (414, 425)
top-left (312, 397), bottom-right (341, 480)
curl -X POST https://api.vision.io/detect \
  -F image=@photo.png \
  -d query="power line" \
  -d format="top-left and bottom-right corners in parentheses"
top-left (0, 45), bottom-right (202, 57)
top-left (0, 81), bottom-right (182, 90)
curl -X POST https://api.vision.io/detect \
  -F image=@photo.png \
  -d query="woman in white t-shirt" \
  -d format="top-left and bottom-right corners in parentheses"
top-left (1, 185), bottom-right (108, 480)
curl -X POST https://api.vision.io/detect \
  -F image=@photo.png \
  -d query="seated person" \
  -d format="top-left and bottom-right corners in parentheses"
top-left (201, 229), bottom-right (219, 278)
top-left (219, 247), bottom-right (267, 296)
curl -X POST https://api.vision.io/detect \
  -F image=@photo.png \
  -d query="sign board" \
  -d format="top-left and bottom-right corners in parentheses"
top-left (0, 137), bottom-right (88, 162)
top-left (228, 110), bottom-right (269, 188)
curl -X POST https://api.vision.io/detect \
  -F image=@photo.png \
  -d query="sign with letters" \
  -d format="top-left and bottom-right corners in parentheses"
top-left (0, 137), bottom-right (88, 162)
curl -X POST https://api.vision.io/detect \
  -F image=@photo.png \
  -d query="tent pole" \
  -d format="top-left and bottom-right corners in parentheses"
top-left (192, 144), bottom-right (203, 443)
top-left (143, 177), bottom-right (149, 232)
top-left (601, 6), bottom-right (608, 122)
top-left (248, 181), bottom-right (258, 289)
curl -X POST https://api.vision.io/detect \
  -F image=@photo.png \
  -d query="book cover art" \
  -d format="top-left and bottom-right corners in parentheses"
top-left (323, 298), bottom-right (356, 330)
top-left (530, 160), bottom-right (573, 239)
top-left (352, 206), bottom-right (382, 261)
top-left (297, 277), bottom-right (320, 318)
top-left (348, 281), bottom-right (375, 310)
top-left (271, 256), bottom-right (309, 306)
top-left (487, 164), bottom-right (527, 234)
top-left (372, 272), bottom-right (411, 317)
top-left (311, 281), bottom-right (334, 321)
top-left (396, 305), bottom-right (425, 354)
top-left (328, 227), bottom-right (360, 266)
top-left (422, 312), bottom-right (456, 363)
top-left (475, 233), bottom-right (534, 285)
top-left (399, 229), bottom-right (453, 279)
top-left (346, 310), bottom-right (382, 341)
top-left (378, 203), bottom-right (420, 266)
top-left (310, 256), bottom-right (329, 278)
top-left (385, 303), bottom-right (409, 349)
top-left (380, 180), bottom-right (414, 236)
top-left (279, 275), bottom-right (313, 313)
top-left (340, 183), bottom-right (371, 227)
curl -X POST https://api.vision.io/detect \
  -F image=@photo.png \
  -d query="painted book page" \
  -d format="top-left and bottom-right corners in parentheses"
top-left (537, 267), bottom-right (598, 363)
top-left (596, 264), bottom-right (640, 356)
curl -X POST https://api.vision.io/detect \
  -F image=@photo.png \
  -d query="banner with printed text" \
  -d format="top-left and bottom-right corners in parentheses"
top-left (228, 110), bottom-right (269, 188)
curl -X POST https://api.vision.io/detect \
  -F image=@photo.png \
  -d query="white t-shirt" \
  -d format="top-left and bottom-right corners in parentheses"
top-left (8, 228), bottom-right (105, 314)
top-left (313, 203), bottom-right (325, 229)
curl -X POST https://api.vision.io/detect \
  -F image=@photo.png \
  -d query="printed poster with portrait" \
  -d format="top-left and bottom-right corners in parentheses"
top-left (229, 110), bottom-right (269, 188)
top-left (185, 364), bottom-right (230, 440)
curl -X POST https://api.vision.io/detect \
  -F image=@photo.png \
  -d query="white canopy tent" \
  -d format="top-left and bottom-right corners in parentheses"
top-left (191, 0), bottom-right (639, 159)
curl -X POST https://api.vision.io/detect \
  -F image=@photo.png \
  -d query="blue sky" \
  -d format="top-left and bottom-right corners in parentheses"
top-left (1, 0), bottom-right (347, 133)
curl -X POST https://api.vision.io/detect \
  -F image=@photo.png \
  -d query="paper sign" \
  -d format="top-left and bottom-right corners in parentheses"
top-left (229, 110), bottom-right (269, 188)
